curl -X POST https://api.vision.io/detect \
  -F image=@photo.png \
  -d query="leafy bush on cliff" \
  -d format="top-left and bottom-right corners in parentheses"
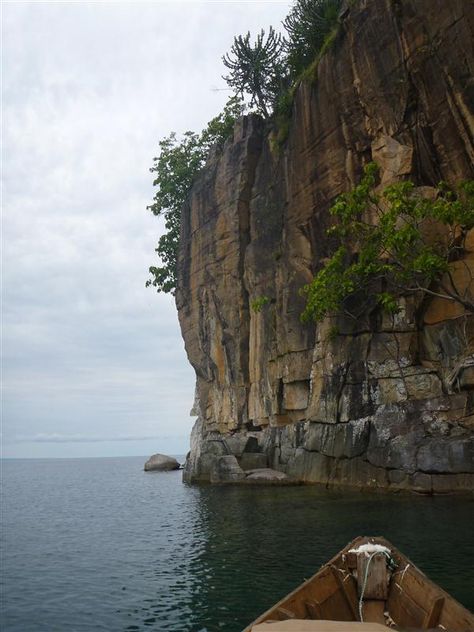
top-left (283, 0), bottom-right (342, 78)
top-left (250, 295), bottom-right (271, 313)
top-left (146, 97), bottom-right (243, 294)
top-left (301, 163), bottom-right (474, 322)
top-left (221, 0), bottom-right (342, 119)
top-left (148, 1), bottom-right (344, 294)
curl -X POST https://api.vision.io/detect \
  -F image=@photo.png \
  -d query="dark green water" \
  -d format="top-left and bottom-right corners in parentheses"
top-left (2, 457), bottom-right (473, 631)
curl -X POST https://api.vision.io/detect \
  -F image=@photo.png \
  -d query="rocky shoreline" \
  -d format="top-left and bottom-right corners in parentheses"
top-left (177, 0), bottom-right (474, 493)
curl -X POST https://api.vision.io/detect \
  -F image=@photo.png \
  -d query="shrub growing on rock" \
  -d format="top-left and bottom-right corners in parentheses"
top-left (301, 162), bottom-right (474, 322)
top-left (146, 97), bottom-right (243, 294)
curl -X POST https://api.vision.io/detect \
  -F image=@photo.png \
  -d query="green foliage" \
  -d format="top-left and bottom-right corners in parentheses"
top-left (271, 83), bottom-right (298, 149)
top-left (271, 18), bottom-right (338, 151)
top-left (283, 0), bottom-right (342, 78)
top-left (301, 163), bottom-right (474, 322)
top-left (146, 97), bottom-right (244, 294)
top-left (147, 3), bottom-right (346, 297)
top-left (377, 292), bottom-right (399, 314)
top-left (251, 295), bottom-right (271, 312)
top-left (221, 1), bottom-right (341, 123)
top-left (222, 27), bottom-right (285, 118)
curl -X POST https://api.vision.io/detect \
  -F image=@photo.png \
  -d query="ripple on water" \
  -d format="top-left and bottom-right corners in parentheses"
top-left (2, 457), bottom-right (473, 632)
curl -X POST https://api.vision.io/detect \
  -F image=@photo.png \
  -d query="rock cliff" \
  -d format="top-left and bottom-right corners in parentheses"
top-left (176, 0), bottom-right (474, 492)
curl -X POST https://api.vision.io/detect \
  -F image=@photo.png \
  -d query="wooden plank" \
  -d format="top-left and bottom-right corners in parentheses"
top-left (243, 536), bottom-right (474, 632)
top-left (389, 565), bottom-right (474, 632)
top-left (320, 590), bottom-right (355, 622)
top-left (304, 599), bottom-right (323, 619)
top-left (251, 623), bottom-right (393, 631)
top-left (422, 597), bottom-right (444, 629)
top-left (357, 554), bottom-right (388, 600)
top-left (390, 566), bottom-right (441, 606)
top-left (251, 622), bottom-right (395, 631)
top-left (306, 566), bottom-right (340, 603)
top-left (387, 583), bottom-right (426, 629)
top-left (344, 552), bottom-right (358, 569)
top-left (362, 600), bottom-right (386, 624)
top-left (276, 607), bottom-right (296, 620)
top-left (329, 566), bottom-right (359, 620)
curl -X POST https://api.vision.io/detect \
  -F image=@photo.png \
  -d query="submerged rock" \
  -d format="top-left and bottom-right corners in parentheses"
top-left (144, 454), bottom-right (180, 472)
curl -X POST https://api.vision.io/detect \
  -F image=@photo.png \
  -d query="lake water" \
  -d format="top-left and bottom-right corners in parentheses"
top-left (2, 456), bottom-right (473, 631)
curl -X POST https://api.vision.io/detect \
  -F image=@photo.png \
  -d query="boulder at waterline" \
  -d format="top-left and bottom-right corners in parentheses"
top-left (210, 455), bottom-right (246, 483)
top-left (144, 454), bottom-right (180, 472)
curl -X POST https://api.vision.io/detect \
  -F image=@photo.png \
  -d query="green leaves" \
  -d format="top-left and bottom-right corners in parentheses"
top-left (221, 0), bottom-right (342, 121)
top-left (301, 246), bottom-right (349, 322)
top-left (301, 162), bottom-right (474, 322)
top-left (147, 97), bottom-right (244, 294)
top-left (283, 0), bottom-right (342, 78)
top-left (222, 27), bottom-right (285, 118)
top-left (250, 295), bottom-right (271, 313)
top-left (377, 292), bottom-right (400, 314)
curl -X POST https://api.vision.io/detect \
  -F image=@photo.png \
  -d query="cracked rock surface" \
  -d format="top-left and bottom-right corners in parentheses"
top-left (177, 0), bottom-right (474, 492)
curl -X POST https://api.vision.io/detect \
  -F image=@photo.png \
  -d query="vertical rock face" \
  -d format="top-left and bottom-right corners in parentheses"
top-left (176, 0), bottom-right (474, 492)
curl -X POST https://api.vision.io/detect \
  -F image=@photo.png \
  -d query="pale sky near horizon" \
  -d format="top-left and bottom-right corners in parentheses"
top-left (2, 0), bottom-right (291, 458)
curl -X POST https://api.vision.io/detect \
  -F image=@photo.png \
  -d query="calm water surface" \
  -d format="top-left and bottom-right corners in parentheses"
top-left (2, 456), bottom-right (473, 631)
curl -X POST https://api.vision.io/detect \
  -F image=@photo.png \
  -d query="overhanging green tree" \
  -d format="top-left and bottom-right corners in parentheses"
top-left (147, 97), bottom-right (243, 294)
top-left (147, 2), bottom-right (358, 295)
top-left (301, 163), bottom-right (474, 323)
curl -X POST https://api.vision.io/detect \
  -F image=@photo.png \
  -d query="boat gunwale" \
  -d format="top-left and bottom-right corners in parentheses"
top-left (241, 535), bottom-right (474, 632)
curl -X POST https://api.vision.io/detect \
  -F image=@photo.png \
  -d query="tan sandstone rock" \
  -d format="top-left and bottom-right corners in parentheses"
top-left (177, 0), bottom-right (474, 492)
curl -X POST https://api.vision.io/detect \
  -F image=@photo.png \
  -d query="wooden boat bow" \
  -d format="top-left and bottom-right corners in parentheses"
top-left (243, 536), bottom-right (474, 632)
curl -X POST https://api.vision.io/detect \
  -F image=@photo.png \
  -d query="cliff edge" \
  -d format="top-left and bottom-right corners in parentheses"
top-left (176, 0), bottom-right (474, 492)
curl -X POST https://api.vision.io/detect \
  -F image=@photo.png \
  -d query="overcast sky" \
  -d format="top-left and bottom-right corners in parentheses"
top-left (2, 0), bottom-right (291, 459)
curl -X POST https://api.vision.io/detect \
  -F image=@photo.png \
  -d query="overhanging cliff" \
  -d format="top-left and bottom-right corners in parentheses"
top-left (176, 0), bottom-right (474, 492)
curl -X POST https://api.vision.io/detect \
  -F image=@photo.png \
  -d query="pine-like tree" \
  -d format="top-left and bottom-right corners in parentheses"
top-left (283, 0), bottom-right (342, 77)
top-left (222, 27), bottom-right (285, 118)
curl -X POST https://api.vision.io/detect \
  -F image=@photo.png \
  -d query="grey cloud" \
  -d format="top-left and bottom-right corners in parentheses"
top-left (11, 433), bottom-right (172, 444)
top-left (3, 1), bottom-right (290, 458)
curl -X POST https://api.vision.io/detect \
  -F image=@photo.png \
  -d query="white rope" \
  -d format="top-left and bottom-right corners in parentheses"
top-left (358, 551), bottom-right (393, 622)
top-left (358, 551), bottom-right (379, 622)
top-left (398, 563), bottom-right (410, 585)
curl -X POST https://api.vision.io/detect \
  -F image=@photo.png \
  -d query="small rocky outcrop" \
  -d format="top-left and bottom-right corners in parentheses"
top-left (144, 454), bottom-right (180, 472)
top-left (209, 456), bottom-right (292, 484)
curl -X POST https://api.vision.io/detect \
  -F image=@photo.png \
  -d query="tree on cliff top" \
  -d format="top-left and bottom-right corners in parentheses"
top-left (301, 163), bottom-right (474, 323)
top-left (283, 0), bottom-right (342, 77)
top-left (147, 1), bottom-right (344, 294)
top-left (222, 27), bottom-right (285, 118)
top-left (221, 0), bottom-right (342, 117)
top-left (146, 97), bottom-right (243, 294)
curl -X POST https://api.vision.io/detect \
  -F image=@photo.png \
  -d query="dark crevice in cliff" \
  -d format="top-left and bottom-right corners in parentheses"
top-left (238, 118), bottom-right (264, 416)
top-left (180, 0), bottom-right (474, 491)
